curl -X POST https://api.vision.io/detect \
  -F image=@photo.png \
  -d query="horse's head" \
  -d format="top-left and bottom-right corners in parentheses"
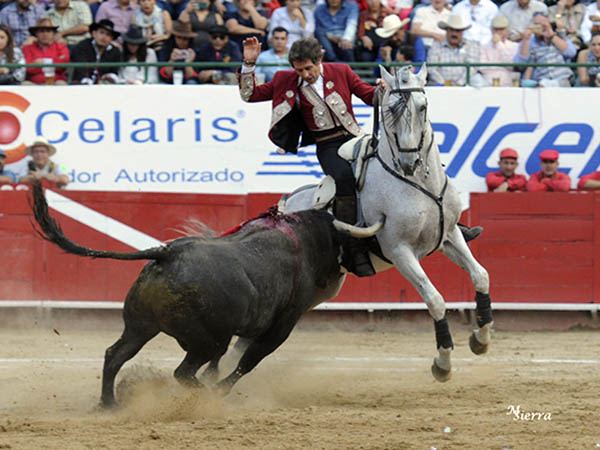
top-left (379, 65), bottom-right (429, 176)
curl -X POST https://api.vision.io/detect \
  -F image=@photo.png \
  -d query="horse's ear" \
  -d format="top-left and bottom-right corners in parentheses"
top-left (379, 65), bottom-right (395, 90)
top-left (417, 63), bottom-right (428, 85)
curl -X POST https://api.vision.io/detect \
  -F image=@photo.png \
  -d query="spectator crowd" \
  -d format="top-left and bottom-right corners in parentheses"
top-left (0, 0), bottom-right (597, 85)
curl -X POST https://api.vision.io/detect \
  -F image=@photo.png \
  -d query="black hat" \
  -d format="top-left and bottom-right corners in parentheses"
top-left (90, 19), bottom-right (120, 39)
top-left (122, 24), bottom-right (147, 44)
top-left (208, 25), bottom-right (229, 36)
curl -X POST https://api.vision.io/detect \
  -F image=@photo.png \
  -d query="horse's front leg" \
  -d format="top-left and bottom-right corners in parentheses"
top-left (441, 226), bottom-right (493, 355)
top-left (387, 245), bottom-right (453, 382)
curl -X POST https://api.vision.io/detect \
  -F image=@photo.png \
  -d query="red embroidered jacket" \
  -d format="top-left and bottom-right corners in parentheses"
top-left (238, 63), bottom-right (375, 153)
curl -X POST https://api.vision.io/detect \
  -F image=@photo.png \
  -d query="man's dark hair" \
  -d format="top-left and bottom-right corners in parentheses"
top-left (288, 37), bottom-right (323, 64)
top-left (272, 26), bottom-right (289, 36)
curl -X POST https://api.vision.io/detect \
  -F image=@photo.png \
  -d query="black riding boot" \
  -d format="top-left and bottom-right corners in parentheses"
top-left (335, 195), bottom-right (376, 277)
top-left (458, 223), bottom-right (483, 243)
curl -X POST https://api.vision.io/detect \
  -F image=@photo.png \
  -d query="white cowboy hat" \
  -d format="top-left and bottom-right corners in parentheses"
top-left (491, 14), bottom-right (509, 29)
top-left (375, 15), bottom-right (411, 39)
top-left (25, 137), bottom-right (56, 156)
top-left (438, 14), bottom-right (472, 31)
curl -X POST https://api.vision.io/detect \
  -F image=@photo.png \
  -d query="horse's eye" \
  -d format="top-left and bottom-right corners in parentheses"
top-left (420, 104), bottom-right (427, 112)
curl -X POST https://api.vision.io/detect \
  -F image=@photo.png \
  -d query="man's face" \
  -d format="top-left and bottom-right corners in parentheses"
top-left (36, 28), bottom-right (55, 46)
top-left (32, 145), bottom-right (50, 167)
top-left (271, 31), bottom-right (288, 53)
top-left (54, 0), bottom-right (69, 9)
top-left (328, 0), bottom-right (342, 9)
top-left (291, 58), bottom-right (321, 84)
top-left (431, 0), bottom-right (446, 9)
top-left (16, 0), bottom-right (30, 9)
top-left (499, 158), bottom-right (518, 177)
top-left (492, 26), bottom-right (508, 40)
top-left (541, 158), bottom-right (558, 177)
top-left (532, 14), bottom-right (550, 38)
top-left (389, 29), bottom-right (405, 46)
top-left (517, 0), bottom-right (530, 8)
top-left (210, 33), bottom-right (228, 51)
top-left (92, 28), bottom-right (113, 47)
top-left (446, 28), bottom-right (463, 47)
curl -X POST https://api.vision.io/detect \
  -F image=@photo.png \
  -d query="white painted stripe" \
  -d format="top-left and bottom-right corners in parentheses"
top-left (1, 300), bottom-right (599, 311)
top-left (46, 189), bottom-right (163, 250)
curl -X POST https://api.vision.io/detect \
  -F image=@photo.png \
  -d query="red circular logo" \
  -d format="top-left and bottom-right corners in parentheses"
top-left (0, 111), bottom-right (21, 145)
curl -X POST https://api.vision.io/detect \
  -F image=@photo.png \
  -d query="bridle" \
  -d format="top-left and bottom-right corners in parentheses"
top-left (371, 81), bottom-right (448, 255)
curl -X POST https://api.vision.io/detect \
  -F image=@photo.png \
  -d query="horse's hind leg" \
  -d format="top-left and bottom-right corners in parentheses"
top-left (101, 321), bottom-right (159, 408)
top-left (441, 226), bottom-right (493, 355)
top-left (387, 245), bottom-right (453, 382)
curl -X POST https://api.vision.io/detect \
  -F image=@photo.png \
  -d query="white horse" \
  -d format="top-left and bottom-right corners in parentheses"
top-left (281, 65), bottom-right (493, 381)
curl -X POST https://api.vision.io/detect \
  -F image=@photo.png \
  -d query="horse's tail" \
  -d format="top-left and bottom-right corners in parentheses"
top-left (31, 181), bottom-right (168, 261)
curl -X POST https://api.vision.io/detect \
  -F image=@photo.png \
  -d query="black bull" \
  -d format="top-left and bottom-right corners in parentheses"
top-left (30, 182), bottom-right (355, 407)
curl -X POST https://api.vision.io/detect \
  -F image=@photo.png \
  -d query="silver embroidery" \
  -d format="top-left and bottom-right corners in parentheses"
top-left (270, 101), bottom-right (292, 129)
top-left (239, 72), bottom-right (255, 102)
top-left (326, 81), bottom-right (334, 89)
top-left (286, 90), bottom-right (294, 98)
top-left (326, 92), bottom-right (361, 135)
top-left (301, 85), bottom-right (335, 130)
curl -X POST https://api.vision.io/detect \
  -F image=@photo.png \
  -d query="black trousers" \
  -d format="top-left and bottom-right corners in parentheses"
top-left (315, 134), bottom-right (355, 197)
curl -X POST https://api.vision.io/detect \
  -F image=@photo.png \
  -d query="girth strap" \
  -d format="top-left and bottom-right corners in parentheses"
top-left (375, 153), bottom-right (449, 255)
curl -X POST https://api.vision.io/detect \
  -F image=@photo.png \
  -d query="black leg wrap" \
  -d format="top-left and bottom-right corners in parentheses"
top-left (434, 317), bottom-right (454, 350)
top-left (475, 291), bottom-right (493, 328)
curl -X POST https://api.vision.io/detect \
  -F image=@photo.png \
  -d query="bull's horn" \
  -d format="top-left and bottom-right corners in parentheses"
top-left (333, 219), bottom-right (384, 238)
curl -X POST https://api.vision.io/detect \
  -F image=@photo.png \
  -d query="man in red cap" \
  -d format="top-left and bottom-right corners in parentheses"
top-left (526, 149), bottom-right (571, 192)
top-left (485, 148), bottom-right (527, 192)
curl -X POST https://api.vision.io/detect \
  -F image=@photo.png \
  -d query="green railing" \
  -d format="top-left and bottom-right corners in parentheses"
top-left (2, 61), bottom-right (597, 85)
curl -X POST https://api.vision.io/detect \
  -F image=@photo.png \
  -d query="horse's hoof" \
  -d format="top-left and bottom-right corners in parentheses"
top-left (431, 361), bottom-right (451, 382)
top-left (469, 332), bottom-right (489, 355)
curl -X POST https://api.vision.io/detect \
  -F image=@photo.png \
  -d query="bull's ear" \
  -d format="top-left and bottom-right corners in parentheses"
top-left (417, 63), bottom-right (427, 85)
top-left (379, 65), bottom-right (394, 90)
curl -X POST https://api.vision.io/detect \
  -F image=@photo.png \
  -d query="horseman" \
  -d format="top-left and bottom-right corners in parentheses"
top-left (237, 36), bottom-right (480, 277)
top-left (238, 36), bottom-right (378, 277)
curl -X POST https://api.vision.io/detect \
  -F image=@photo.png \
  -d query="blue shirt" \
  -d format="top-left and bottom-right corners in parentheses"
top-left (0, 168), bottom-right (19, 183)
top-left (256, 49), bottom-right (289, 82)
top-left (514, 35), bottom-right (577, 82)
top-left (314, 1), bottom-right (359, 43)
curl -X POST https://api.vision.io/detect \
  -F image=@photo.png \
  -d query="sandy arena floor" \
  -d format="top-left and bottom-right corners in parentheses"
top-left (0, 315), bottom-right (599, 450)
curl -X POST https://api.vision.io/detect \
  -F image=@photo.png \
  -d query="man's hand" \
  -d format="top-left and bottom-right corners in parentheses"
top-left (185, 48), bottom-right (196, 62)
top-left (339, 39), bottom-right (353, 50)
top-left (361, 35), bottom-right (373, 51)
top-left (494, 181), bottom-right (509, 192)
top-left (242, 36), bottom-right (261, 64)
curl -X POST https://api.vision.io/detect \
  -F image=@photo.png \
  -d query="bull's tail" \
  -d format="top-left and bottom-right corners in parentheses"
top-left (31, 181), bottom-right (168, 261)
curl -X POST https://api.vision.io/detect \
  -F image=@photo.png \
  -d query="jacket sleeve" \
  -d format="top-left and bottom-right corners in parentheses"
top-left (22, 46), bottom-right (42, 78)
top-left (485, 171), bottom-right (505, 191)
top-left (526, 173), bottom-right (548, 192)
top-left (238, 68), bottom-right (276, 102)
top-left (507, 174), bottom-right (527, 191)
top-left (548, 172), bottom-right (571, 191)
top-left (345, 64), bottom-right (375, 105)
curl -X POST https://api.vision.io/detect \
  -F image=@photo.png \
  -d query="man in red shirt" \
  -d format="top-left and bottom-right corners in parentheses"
top-left (22, 18), bottom-right (70, 85)
top-left (485, 148), bottom-right (527, 192)
top-left (526, 149), bottom-right (571, 192)
top-left (577, 172), bottom-right (600, 190)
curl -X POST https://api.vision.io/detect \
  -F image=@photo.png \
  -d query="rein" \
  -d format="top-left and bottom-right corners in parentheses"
top-left (372, 84), bottom-right (448, 255)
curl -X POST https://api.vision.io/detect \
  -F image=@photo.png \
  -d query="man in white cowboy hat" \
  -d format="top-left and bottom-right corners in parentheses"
top-left (410, 0), bottom-right (451, 49)
top-left (18, 137), bottom-right (69, 188)
top-left (427, 13), bottom-right (481, 85)
top-left (375, 14), bottom-right (426, 70)
top-left (451, 0), bottom-right (498, 45)
top-left (479, 14), bottom-right (519, 85)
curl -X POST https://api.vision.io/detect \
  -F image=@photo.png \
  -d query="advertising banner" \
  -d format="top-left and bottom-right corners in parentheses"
top-left (1, 86), bottom-right (599, 197)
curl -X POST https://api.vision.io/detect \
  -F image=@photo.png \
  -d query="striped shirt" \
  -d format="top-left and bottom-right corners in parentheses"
top-left (514, 35), bottom-right (577, 82)
top-left (427, 38), bottom-right (481, 86)
top-left (0, 2), bottom-right (46, 46)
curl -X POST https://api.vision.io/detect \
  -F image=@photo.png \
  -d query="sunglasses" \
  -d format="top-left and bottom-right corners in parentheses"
top-left (211, 34), bottom-right (227, 40)
top-left (541, 159), bottom-right (556, 163)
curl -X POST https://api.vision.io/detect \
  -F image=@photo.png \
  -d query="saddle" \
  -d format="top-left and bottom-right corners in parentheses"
top-left (337, 134), bottom-right (376, 192)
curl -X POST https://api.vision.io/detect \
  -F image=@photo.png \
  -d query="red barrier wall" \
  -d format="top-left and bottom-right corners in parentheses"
top-left (0, 186), bottom-right (597, 305)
